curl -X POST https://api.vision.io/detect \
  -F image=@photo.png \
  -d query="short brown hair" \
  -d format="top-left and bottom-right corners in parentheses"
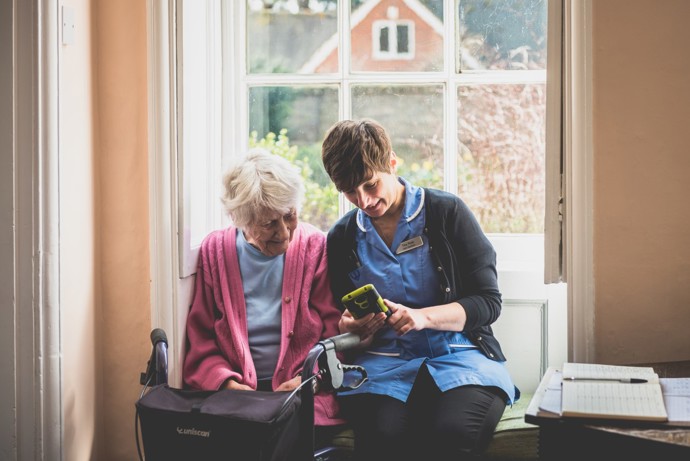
top-left (321, 119), bottom-right (393, 192)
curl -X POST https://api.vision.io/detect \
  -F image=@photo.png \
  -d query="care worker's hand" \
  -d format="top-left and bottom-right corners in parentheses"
top-left (338, 309), bottom-right (387, 343)
top-left (384, 300), bottom-right (429, 336)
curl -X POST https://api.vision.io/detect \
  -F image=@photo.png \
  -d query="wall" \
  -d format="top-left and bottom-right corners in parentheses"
top-left (593, 0), bottom-right (690, 363)
top-left (92, 0), bottom-right (151, 459)
top-left (60, 0), bottom-right (150, 460)
top-left (60, 1), bottom-right (98, 459)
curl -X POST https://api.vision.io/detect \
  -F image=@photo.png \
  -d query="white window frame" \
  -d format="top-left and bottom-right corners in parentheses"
top-left (148, 0), bottom-right (185, 388)
top-left (176, 0), bottom-right (223, 278)
top-left (562, 0), bottom-right (594, 363)
top-left (372, 19), bottom-right (415, 60)
top-left (148, 0), bottom-right (595, 384)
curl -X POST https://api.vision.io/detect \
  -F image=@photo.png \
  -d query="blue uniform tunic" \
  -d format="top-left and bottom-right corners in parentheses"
top-left (340, 178), bottom-right (517, 404)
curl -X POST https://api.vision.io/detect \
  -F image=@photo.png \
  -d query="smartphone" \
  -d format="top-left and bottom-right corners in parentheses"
top-left (341, 284), bottom-right (390, 319)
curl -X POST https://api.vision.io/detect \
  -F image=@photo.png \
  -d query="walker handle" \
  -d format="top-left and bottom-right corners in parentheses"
top-left (323, 332), bottom-right (361, 352)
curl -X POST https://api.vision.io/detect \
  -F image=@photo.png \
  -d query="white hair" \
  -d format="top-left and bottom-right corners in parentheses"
top-left (221, 148), bottom-right (305, 229)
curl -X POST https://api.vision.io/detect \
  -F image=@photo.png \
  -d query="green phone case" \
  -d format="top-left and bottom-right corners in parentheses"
top-left (341, 284), bottom-right (390, 319)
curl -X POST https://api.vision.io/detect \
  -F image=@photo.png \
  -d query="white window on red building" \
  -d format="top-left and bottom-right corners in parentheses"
top-left (373, 19), bottom-right (414, 60)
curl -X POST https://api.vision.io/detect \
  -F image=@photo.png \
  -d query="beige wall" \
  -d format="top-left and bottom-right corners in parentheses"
top-left (593, 0), bottom-right (690, 364)
top-left (61, 0), bottom-right (150, 460)
top-left (93, 0), bottom-right (151, 459)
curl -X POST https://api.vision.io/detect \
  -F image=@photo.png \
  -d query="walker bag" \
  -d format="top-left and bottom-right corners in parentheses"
top-left (136, 384), bottom-right (302, 461)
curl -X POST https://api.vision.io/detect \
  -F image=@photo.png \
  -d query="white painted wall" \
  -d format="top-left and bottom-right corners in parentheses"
top-left (59, 1), bottom-right (99, 459)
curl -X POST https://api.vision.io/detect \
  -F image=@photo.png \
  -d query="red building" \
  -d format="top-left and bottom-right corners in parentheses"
top-left (300, 0), bottom-right (444, 73)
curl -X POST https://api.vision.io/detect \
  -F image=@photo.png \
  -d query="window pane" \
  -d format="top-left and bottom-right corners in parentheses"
top-left (246, 1), bottom-right (338, 74)
top-left (379, 26), bottom-right (390, 52)
top-left (181, 0), bottom-right (220, 250)
top-left (457, 84), bottom-right (546, 233)
top-left (397, 25), bottom-right (409, 53)
top-left (351, 0), bottom-right (443, 71)
top-left (352, 85), bottom-right (444, 190)
top-left (457, 0), bottom-right (547, 71)
top-left (248, 86), bottom-right (339, 231)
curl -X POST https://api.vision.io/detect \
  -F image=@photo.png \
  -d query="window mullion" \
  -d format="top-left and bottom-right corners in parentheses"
top-left (208, 0), bottom-right (222, 232)
top-left (444, 0), bottom-right (457, 194)
top-left (339, 0), bottom-right (353, 218)
top-left (237, 0), bottom-right (249, 163)
top-left (342, 0), bottom-right (351, 78)
top-left (544, 0), bottom-right (564, 283)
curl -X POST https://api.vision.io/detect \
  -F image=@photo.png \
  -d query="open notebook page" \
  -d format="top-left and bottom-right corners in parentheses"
top-left (561, 380), bottom-right (668, 421)
top-left (562, 362), bottom-right (659, 382)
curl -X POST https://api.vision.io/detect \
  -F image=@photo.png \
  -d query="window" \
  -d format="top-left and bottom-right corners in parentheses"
top-left (373, 20), bottom-right (414, 59)
top-left (156, 0), bottom-right (573, 388)
top-left (230, 0), bottom-right (549, 237)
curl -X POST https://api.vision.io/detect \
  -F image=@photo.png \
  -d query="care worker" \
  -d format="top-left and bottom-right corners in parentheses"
top-left (321, 119), bottom-right (519, 461)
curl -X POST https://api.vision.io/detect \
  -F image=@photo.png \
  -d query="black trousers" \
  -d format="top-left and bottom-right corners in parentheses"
top-left (340, 365), bottom-right (507, 461)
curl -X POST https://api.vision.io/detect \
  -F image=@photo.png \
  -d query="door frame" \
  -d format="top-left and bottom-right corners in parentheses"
top-left (2, 0), bottom-right (63, 459)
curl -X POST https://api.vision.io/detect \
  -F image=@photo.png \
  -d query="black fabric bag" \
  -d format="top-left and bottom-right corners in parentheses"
top-left (135, 385), bottom-right (303, 461)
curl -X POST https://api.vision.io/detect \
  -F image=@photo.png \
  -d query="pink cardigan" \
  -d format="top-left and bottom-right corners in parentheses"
top-left (183, 223), bottom-right (344, 426)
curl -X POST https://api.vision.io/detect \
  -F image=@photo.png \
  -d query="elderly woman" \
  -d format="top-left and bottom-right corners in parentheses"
top-left (183, 148), bottom-right (345, 438)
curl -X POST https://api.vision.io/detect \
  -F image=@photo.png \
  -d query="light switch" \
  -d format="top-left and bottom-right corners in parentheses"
top-left (62, 6), bottom-right (75, 45)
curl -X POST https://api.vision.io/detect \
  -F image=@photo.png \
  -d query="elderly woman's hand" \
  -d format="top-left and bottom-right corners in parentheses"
top-left (222, 379), bottom-right (254, 391)
top-left (275, 375), bottom-right (301, 392)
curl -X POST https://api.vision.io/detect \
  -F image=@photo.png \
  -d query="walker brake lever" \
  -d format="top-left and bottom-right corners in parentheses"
top-left (317, 349), bottom-right (368, 391)
top-left (339, 364), bottom-right (368, 390)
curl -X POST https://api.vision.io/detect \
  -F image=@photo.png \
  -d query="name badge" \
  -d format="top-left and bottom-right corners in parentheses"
top-left (395, 236), bottom-right (424, 255)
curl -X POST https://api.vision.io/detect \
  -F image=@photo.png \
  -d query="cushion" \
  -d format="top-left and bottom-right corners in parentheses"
top-left (482, 392), bottom-right (539, 460)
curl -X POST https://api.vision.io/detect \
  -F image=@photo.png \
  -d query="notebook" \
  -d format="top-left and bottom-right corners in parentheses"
top-left (560, 362), bottom-right (668, 422)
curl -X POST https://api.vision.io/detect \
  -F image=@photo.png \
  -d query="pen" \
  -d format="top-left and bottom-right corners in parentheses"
top-left (563, 377), bottom-right (648, 384)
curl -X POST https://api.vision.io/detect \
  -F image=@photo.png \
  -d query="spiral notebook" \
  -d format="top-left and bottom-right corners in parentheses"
top-left (560, 362), bottom-right (668, 422)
